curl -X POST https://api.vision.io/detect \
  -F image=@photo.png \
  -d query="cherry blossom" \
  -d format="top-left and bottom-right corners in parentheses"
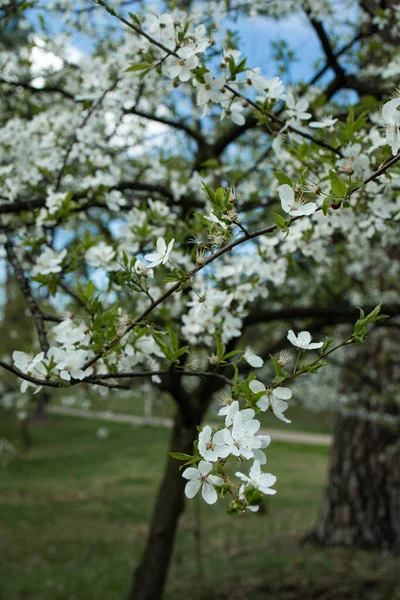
top-left (309, 116), bottom-right (338, 129)
top-left (86, 242), bottom-right (116, 271)
top-left (249, 379), bottom-right (292, 424)
top-left (144, 238), bottom-right (175, 268)
top-left (285, 92), bottom-right (311, 123)
top-left (236, 460), bottom-right (277, 495)
top-left (182, 461), bottom-right (223, 504)
top-left (242, 347), bottom-right (263, 368)
top-left (32, 248), bottom-right (67, 276)
top-left (287, 330), bottom-right (324, 350)
top-left (198, 425), bottom-right (231, 461)
top-left (382, 97), bottom-right (400, 155)
top-left (279, 184), bottom-right (317, 217)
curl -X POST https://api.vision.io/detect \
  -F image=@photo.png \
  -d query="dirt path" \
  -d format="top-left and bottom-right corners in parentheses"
top-left (48, 405), bottom-right (332, 446)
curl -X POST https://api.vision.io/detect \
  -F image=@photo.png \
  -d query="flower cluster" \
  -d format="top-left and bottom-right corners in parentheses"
top-left (182, 330), bottom-right (323, 511)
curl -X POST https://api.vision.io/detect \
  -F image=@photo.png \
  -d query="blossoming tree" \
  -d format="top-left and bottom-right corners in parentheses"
top-left (1, 0), bottom-right (400, 598)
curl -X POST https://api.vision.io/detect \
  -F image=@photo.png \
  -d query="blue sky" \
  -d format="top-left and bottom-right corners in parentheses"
top-left (25, 2), bottom-right (331, 83)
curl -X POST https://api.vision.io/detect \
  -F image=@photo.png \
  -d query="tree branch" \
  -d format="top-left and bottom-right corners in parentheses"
top-left (5, 241), bottom-right (50, 352)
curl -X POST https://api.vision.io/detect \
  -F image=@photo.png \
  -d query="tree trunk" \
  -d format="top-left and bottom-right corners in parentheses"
top-left (128, 405), bottom-right (206, 600)
top-left (305, 413), bottom-right (400, 553)
top-left (33, 391), bottom-right (49, 420)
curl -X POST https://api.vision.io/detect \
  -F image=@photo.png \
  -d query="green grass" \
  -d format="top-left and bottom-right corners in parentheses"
top-left (55, 391), bottom-right (334, 434)
top-left (1, 416), bottom-right (398, 600)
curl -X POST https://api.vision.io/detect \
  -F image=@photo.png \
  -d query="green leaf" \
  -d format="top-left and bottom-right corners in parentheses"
top-left (321, 338), bottom-right (334, 353)
top-left (273, 213), bottom-right (288, 231)
top-left (201, 158), bottom-right (220, 169)
top-left (322, 196), bottom-right (334, 216)
top-left (128, 12), bottom-right (142, 26)
top-left (124, 63), bottom-right (152, 73)
top-left (202, 182), bottom-right (216, 203)
top-left (170, 452), bottom-right (195, 461)
top-left (223, 350), bottom-right (243, 360)
top-left (304, 360), bottom-right (328, 374)
top-left (243, 484), bottom-right (264, 506)
top-left (215, 187), bottom-right (225, 206)
top-left (215, 336), bottom-right (226, 361)
top-left (270, 354), bottom-right (286, 381)
top-left (329, 169), bottom-right (347, 197)
top-left (274, 170), bottom-right (292, 186)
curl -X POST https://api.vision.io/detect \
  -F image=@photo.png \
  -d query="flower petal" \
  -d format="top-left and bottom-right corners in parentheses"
top-left (256, 396), bottom-right (270, 411)
top-left (185, 479), bottom-right (201, 499)
top-left (201, 481), bottom-right (218, 504)
top-left (249, 380), bottom-right (266, 394)
top-left (287, 330), bottom-right (298, 346)
top-left (182, 467), bottom-right (200, 480)
top-left (273, 387), bottom-right (292, 400)
top-left (297, 331), bottom-right (312, 347)
top-left (198, 460), bottom-right (213, 477)
top-left (156, 238), bottom-right (166, 254)
top-left (207, 475), bottom-right (223, 486)
top-left (279, 184), bottom-right (294, 213)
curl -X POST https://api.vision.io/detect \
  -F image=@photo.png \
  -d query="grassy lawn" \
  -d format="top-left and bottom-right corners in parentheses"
top-left (56, 391), bottom-right (334, 434)
top-left (1, 416), bottom-right (399, 600)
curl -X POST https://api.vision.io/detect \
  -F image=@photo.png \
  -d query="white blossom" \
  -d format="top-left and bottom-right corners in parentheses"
top-left (236, 460), bottom-right (277, 495)
top-left (382, 98), bottom-right (400, 155)
top-left (144, 237), bottom-right (174, 268)
top-left (32, 248), bottom-right (67, 275)
top-left (249, 379), bottom-right (292, 424)
top-left (287, 330), bottom-right (324, 350)
top-left (182, 460), bottom-right (223, 504)
top-left (86, 242), bottom-right (116, 271)
top-left (198, 425), bottom-right (231, 461)
top-left (279, 185), bottom-right (317, 216)
top-left (242, 347), bottom-right (263, 368)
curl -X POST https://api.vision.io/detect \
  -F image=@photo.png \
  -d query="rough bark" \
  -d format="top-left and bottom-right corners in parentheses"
top-left (32, 390), bottom-right (49, 420)
top-left (128, 402), bottom-right (208, 600)
top-left (305, 412), bottom-right (400, 553)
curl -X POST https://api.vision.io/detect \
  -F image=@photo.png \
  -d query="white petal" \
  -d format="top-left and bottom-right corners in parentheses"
top-left (185, 479), bottom-right (201, 499)
top-left (144, 252), bottom-right (161, 263)
top-left (213, 429), bottom-right (227, 445)
top-left (198, 460), bottom-right (213, 477)
top-left (253, 449), bottom-right (267, 465)
top-left (201, 481), bottom-right (218, 504)
top-left (279, 184), bottom-right (294, 213)
top-left (156, 238), bottom-right (166, 254)
top-left (207, 475), bottom-right (223, 486)
top-left (273, 387), bottom-right (292, 400)
top-left (182, 467), bottom-right (200, 480)
top-left (235, 471), bottom-right (249, 482)
top-left (256, 396), bottom-right (270, 411)
top-left (257, 435), bottom-right (271, 449)
top-left (287, 330), bottom-right (298, 346)
top-left (298, 202), bottom-right (317, 215)
top-left (200, 425), bottom-right (212, 443)
top-left (239, 408), bottom-right (256, 421)
top-left (271, 399), bottom-right (291, 423)
top-left (246, 354), bottom-right (263, 368)
top-left (231, 111), bottom-right (245, 126)
top-left (259, 473), bottom-right (277, 494)
top-left (307, 341), bottom-right (324, 349)
top-left (249, 380), bottom-right (266, 394)
top-left (297, 331), bottom-right (312, 347)
top-left (13, 351), bottom-right (26, 364)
